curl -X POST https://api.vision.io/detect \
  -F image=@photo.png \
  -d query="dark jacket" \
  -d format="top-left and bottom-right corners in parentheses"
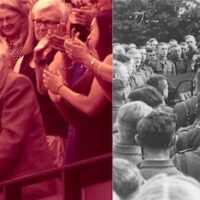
top-left (0, 66), bottom-right (57, 199)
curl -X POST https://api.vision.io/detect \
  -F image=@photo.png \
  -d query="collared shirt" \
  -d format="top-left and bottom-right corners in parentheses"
top-left (113, 143), bottom-right (142, 165)
top-left (174, 59), bottom-right (188, 74)
top-left (127, 69), bottom-right (146, 89)
top-left (138, 159), bottom-right (182, 180)
top-left (139, 63), bottom-right (154, 82)
top-left (154, 58), bottom-right (176, 75)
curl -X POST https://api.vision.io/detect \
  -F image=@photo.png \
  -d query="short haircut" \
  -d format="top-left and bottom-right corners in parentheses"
top-left (147, 38), bottom-right (158, 44)
top-left (128, 85), bottom-right (163, 108)
top-left (169, 39), bottom-right (178, 44)
top-left (114, 53), bottom-right (131, 64)
top-left (134, 174), bottom-right (200, 200)
top-left (113, 158), bottom-right (144, 199)
top-left (180, 42), bottom-right (188, 46)
top-left (127, 49), bottom-right (141, 58)
top-left (156, 42), bottom-right (168, 50)
top-left (146, 74), bottom-right (167, 95)
top-left (32, 0), bottom-right (67, 22)
top-left (116, 101), bottom-right (152, 140)
top-left (146, 47), bottom-right (155, 53)
top-left (137, 111), bottom-right (176, 148)
top-left (185, 35), bottom-right (196, 41)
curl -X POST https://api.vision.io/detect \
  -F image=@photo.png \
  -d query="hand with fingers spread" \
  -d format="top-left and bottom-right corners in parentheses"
top-left (43, 69), bottom-right (65, 94)
top-left (50, 34), bottom-right (69, 53)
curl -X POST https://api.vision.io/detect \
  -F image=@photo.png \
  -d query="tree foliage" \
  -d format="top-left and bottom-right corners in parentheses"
top-left (114, 0), bottom-right (200, 46)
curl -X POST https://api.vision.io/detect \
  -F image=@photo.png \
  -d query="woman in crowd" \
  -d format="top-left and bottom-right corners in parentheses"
top-left (43, 10), bottom-right (112, 161)
top-left (0, 0), bottom-right (28, 68)
top-left (14, 0), bottom-right (69, 167)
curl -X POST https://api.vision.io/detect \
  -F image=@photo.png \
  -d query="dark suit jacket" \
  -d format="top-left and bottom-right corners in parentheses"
top-left (0, 66), bottom-right (57, 198)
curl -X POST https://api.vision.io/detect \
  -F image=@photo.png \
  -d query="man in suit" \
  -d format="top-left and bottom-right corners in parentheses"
top-left (0, 37), bottom-right (56, 199)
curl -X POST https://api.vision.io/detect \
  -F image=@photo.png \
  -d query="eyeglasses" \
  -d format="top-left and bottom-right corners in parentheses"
top-left (0, 14), bottom-right (20, 24)
top-left (33, 19), bottom-right (60, 29)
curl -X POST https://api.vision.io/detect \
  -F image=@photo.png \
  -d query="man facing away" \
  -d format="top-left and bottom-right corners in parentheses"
top-left (0, 37), bottom-right (57, 199)
top-left (113, 101), bottom-right (152, 165)
top-left (136, 111), bottom-right (182, 180)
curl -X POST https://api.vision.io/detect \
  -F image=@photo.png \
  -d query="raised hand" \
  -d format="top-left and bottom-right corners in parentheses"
top-left (33, 37), bottom-right (51, 65)
top-left (64, 37), bottom-right (89, 63)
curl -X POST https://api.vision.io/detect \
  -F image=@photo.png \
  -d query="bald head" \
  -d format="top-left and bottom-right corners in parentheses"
top-left (117, 101), bottom-right (153, 144)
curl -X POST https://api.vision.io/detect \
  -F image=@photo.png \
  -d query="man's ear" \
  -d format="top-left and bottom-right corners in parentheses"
top-left (135, 134), bottom-right (141, 146)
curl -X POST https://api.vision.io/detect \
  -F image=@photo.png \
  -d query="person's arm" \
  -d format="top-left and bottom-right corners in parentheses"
top-left (0, 75), bottom-right (41, 179)
top-left (64, 38), bottom-right (112, 82)
top-left (82, 54), bottom-right (112, 82)
top-left (43, 69), bottom-right (108, 117)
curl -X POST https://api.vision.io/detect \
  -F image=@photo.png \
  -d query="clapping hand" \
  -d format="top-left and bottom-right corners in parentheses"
top-left (33, 37), bottom-right (51, 65)
top-left (43, 69), bottom-right (65, 94)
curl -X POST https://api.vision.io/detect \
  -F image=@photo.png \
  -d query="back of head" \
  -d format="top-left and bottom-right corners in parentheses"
top-left (113, 158), bottom-right (144, 199)
top-left (137, 111), bottom-right (176, 148)
top-left (134, 174), bottom-right (200, 200)
top-left (146, 74), bottom-right (167, 96)
top-left (128, 85), bottom-right (163, 109)
top-left (117, 101), bottom-right (152, 143)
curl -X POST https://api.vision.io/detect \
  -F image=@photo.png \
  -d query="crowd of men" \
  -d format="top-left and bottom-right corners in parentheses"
top-left (113, 34), bottom-right (200, 200)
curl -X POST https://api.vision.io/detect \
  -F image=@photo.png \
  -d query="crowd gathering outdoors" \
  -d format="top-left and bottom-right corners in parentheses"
top-left (113, 33), bottom-right (200, 199)
top-left (0, 0), bottom-right (112, 199)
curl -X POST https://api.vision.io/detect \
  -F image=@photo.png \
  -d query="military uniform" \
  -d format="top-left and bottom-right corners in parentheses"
top-left (127, 69), bottom-right (146, 90)
top-left (153, 58), bottom-right (176, 75)
top-left (174, 59), bottom-right (188, 74)
top-left (140, 63), bottom-right (154, 82)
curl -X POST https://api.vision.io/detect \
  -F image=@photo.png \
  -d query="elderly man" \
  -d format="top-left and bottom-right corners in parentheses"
top-left (0, 37), bottom-right (56, 199)
top-left (113, 101), bottom-right (152, 165)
